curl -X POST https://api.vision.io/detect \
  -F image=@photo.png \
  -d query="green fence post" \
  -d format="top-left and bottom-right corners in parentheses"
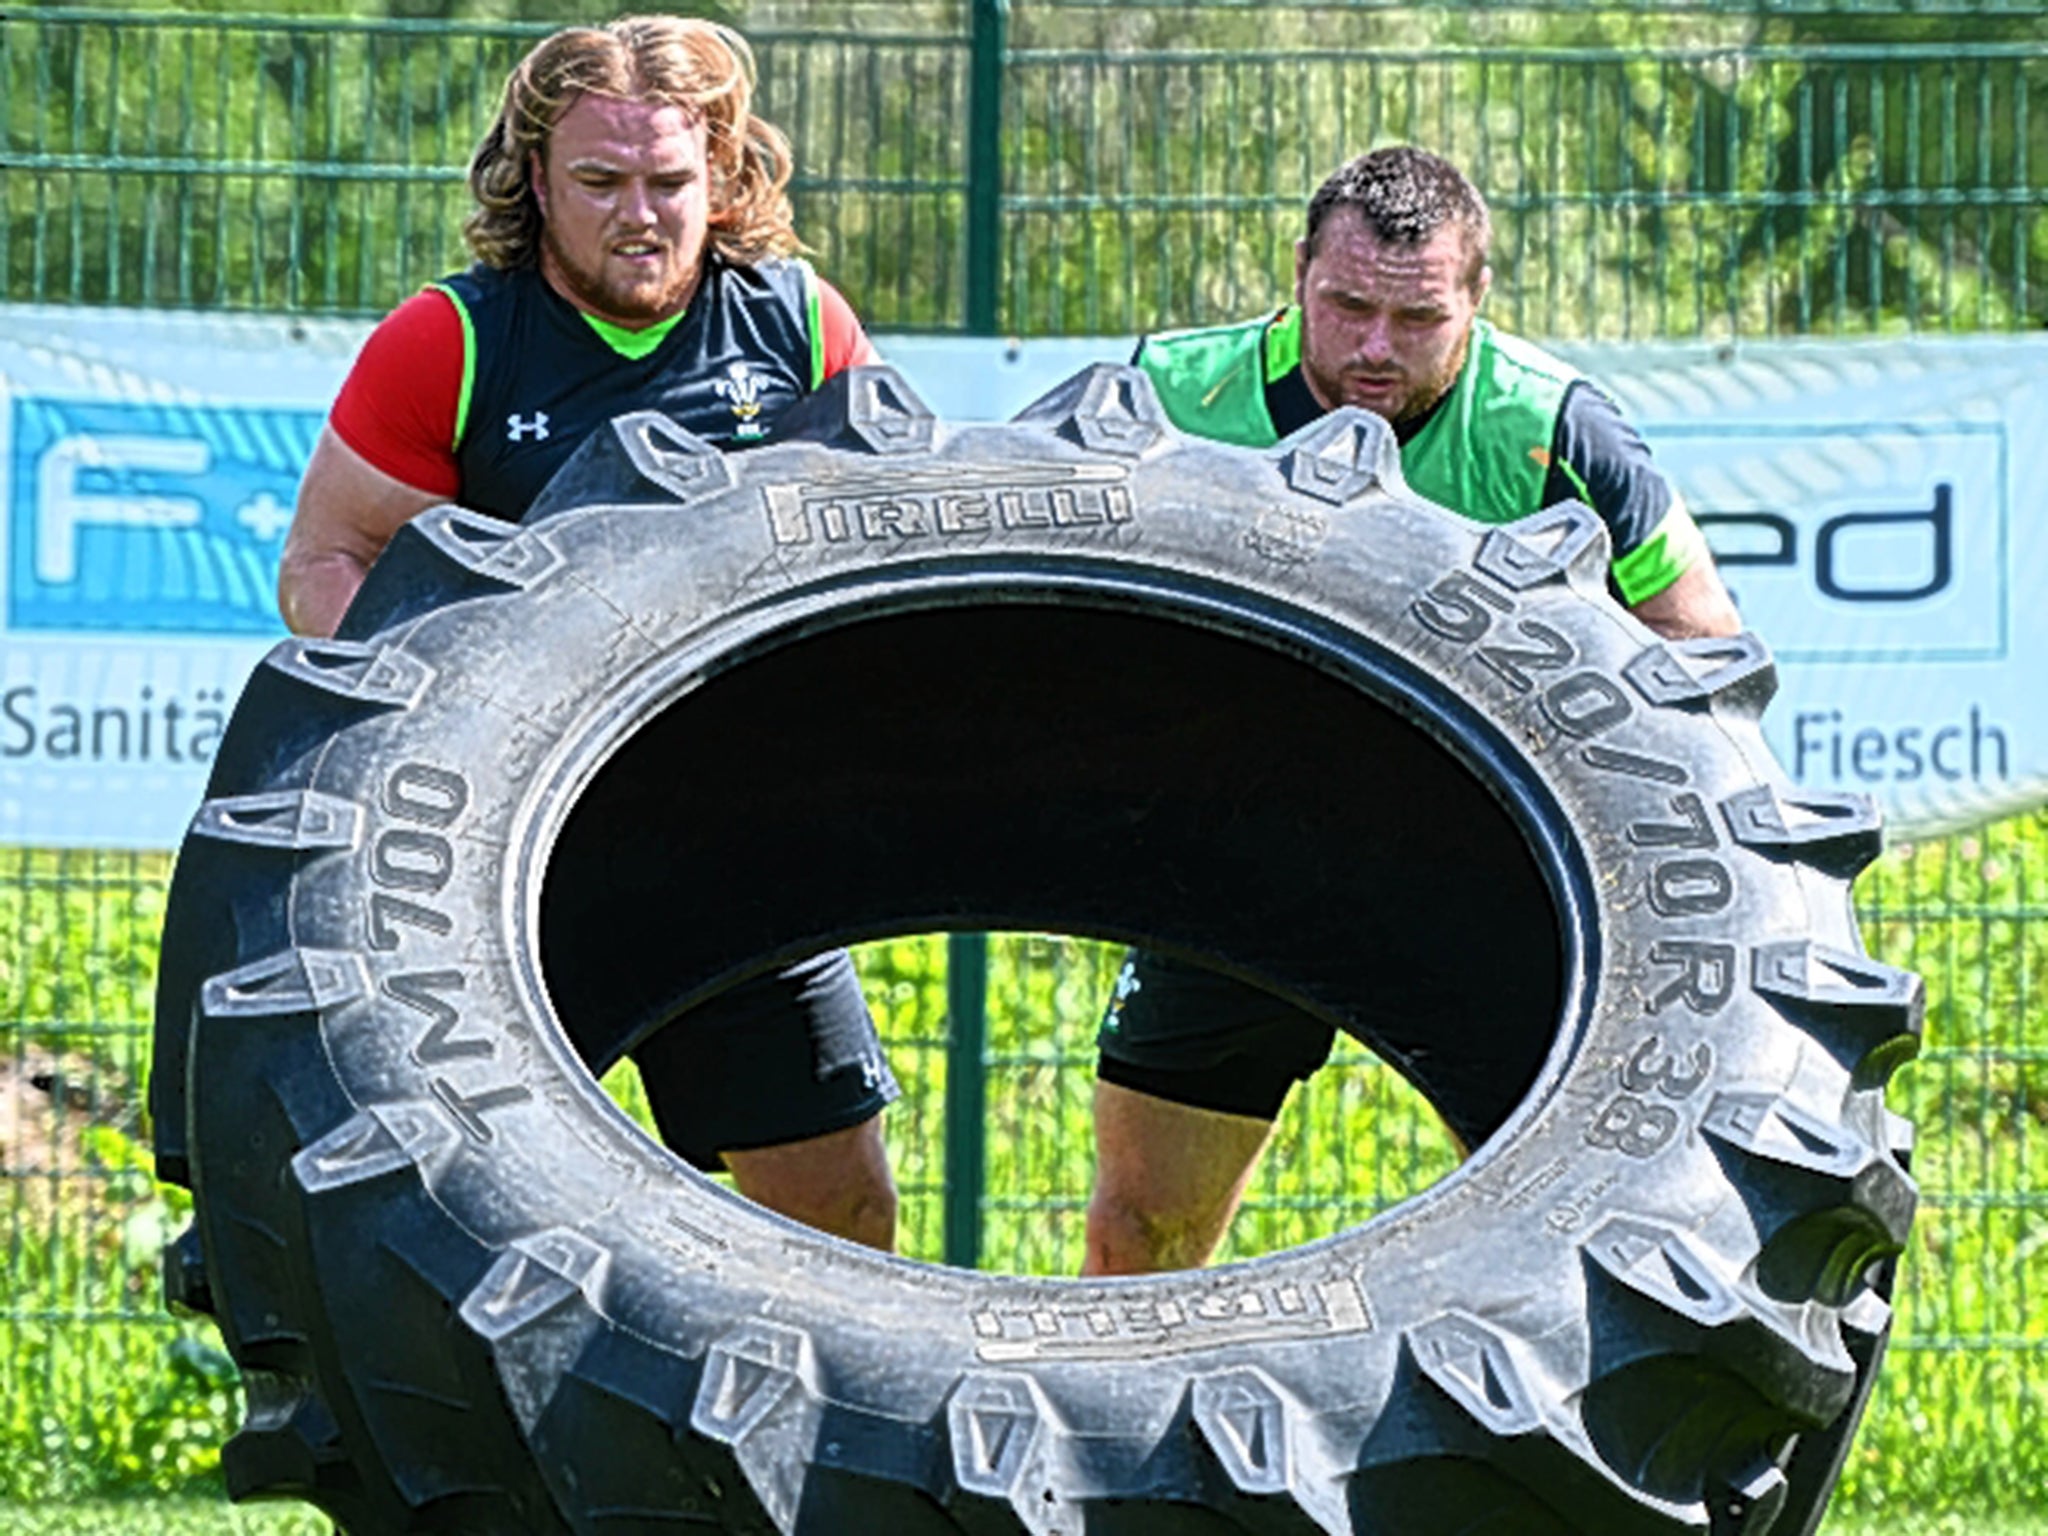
top-left (943, 932), bottom-right (990, 1268)
top-left (965, 0), bottom-right (1008, 334)
top-left (946, 0), bottom-right (1003, 1268)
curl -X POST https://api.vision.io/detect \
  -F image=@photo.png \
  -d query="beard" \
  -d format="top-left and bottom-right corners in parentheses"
top-left (1383, 331), bottom-right (1474, 427)
top-left (540, 222), bottom-right (699, 326)
top-left (1311, 323), bottom-right (1477, 428)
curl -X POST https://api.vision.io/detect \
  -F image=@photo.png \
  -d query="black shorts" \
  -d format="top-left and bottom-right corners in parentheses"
top-left (1095, 947), bottom-right (1336, 1121)
top-left (622, 949), bottom-right (899, 1172)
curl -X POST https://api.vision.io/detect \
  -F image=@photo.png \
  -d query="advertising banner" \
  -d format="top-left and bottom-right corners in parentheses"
top-left (1562, 336), bottom-right (2048, 841)
top-left (2, 307), bottom-right (2043, 848)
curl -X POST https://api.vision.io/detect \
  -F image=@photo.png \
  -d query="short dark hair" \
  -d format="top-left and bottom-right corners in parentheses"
top-left (1304, 146), bottom-right (1491, 291)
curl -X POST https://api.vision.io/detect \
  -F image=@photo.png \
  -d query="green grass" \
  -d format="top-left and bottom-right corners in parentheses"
top-left (0, 1500), bottom-right (330, 1535)
top-left (3, 813), bottom-right (2045, 1519)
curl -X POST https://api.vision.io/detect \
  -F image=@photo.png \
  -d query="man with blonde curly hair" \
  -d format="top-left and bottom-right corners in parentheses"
top-left (279, 16), bottom-right (900, 1250)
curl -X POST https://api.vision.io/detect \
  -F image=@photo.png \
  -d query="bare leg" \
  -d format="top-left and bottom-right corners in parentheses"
top-left (723, 1115), bottom-right (898, 1253)
top-left (1083, 1079), bottom-right (1275, 1276)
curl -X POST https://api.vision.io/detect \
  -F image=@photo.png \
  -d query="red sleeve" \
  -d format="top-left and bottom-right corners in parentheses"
top-left (328, 288), bottom-right (465, 497)
top-left (815, 276), bottom-right (880, 378)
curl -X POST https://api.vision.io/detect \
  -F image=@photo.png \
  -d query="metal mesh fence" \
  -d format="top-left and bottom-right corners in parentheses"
top-left (0, 9), bottom-right (975, 331)
top-left (1001, 38), bottom-right (2048, 338)
top-left (1, 0), bottom-right (2044, 1522)
top-left (4, 3), bottom-right (2044, 333)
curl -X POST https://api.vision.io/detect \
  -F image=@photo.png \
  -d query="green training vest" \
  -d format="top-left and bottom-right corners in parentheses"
top-left (1134, 310), bottom-right (1573, 525)
top-left (1132, 307), bottom-right (1708, 603)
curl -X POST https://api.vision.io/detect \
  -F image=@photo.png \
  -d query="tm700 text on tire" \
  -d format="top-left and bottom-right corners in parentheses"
top-left (152, 364), bottom-right (1920, 1536)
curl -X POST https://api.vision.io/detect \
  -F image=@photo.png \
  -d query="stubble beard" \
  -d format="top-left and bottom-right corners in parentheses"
top-left (1310, 313), bottom-right (1478, 428)
top-left (1387, 323), bottom-right (1475, 428)
top-left (540, 222), bottom-right (698, 326)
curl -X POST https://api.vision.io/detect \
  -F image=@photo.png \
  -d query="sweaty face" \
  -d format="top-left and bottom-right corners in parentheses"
top-left (533, 93), bottom-right (710, 329)
top-left (1293, 210), bottom-right (1489, 427)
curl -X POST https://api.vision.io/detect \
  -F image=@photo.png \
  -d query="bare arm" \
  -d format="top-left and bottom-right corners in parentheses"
top-left (278, 426), bottom-right (444, 638)
top-left (1628, 558), bottom-right (1744, 642)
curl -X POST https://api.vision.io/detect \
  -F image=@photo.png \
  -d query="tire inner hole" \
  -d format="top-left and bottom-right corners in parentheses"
top-left (539, 600), bottom-right (1569, 1267)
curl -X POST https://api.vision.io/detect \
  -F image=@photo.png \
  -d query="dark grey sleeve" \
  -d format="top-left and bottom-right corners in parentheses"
top-left (1542, 379), bottom-right (1678, 561)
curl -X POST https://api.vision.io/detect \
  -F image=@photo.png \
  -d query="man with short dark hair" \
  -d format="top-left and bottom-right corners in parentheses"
top-left (281, 16), bottom-right (900, 1250)
top-left (1084, 144), bottom-right (1741, 1276)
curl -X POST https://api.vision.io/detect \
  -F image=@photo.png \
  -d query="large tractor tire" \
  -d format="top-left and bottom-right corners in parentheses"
top-left (151, 364), bottom-right (1919, 1536)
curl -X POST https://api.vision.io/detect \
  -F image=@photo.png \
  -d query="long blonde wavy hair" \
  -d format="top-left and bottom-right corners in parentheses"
top-left (464, 15), bottom-right (799, 270)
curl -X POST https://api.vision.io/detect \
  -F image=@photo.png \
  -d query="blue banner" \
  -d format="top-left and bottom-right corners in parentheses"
top-left (8, 396), bottom-right (318, 635)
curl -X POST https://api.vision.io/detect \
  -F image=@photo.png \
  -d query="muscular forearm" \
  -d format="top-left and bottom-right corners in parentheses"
top-left (280, 426), bottom-right (445, 638)
top-left (1630, 561), bottom-right (1743, 642)
top-left (278, 547), bottom-right (370, 638)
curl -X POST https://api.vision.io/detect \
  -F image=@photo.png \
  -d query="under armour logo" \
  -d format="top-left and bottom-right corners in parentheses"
top-left (1101, 960), bottom-right (1143, 1030)
top-left (507, 411), bottom-right (551, 442)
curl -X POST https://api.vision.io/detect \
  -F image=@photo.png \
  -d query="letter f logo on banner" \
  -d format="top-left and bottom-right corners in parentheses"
top-left (507, 412), bottom-right (551, 442)
top-left (36, 435), bottom-right (208, 584)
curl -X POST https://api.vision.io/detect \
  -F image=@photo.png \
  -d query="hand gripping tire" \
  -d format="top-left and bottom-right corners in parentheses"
top-left (152, 364), bottom-right (1919, 1536)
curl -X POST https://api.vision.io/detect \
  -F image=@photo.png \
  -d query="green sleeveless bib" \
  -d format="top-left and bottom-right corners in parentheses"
top-left (1135, 310), bottom-right (1695, 602)
top-left (1137, 311), bottom-right (1569, 519)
